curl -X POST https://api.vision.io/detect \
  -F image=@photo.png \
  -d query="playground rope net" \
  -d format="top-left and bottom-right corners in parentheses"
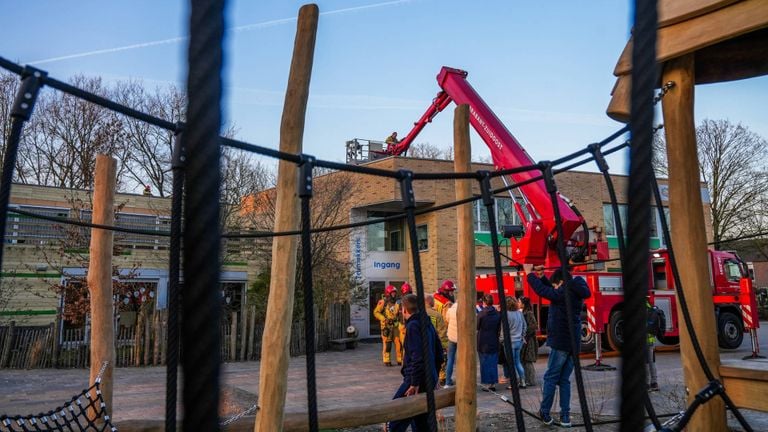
top-left (0, 1), bottom-right (759, 431)
top-left (0, 364), bottom-right (115, 432)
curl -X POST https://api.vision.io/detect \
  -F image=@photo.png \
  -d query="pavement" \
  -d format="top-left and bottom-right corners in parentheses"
top-left (2, 327), bottom-right (768, 430)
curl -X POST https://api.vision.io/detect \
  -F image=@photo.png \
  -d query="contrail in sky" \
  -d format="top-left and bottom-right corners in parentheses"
top-left (29, 0), bottom-right (414, 65)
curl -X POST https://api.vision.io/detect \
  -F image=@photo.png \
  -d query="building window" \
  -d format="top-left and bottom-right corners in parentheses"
top-left (416, 224), bottom-right (428, 251)
top-left (602, 204), bottom-right (669, 248)
top-left (367, 212), bottom-right (405, 251)
top-left (473, 197), bottom-right (521, 233)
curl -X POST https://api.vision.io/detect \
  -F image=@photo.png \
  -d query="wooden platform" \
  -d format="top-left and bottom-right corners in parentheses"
top-left (719, 358), bottom-right (768, 412)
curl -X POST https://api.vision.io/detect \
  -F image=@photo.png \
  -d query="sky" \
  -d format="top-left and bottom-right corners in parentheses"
top-left (0, 0), bottom-right (766, 176)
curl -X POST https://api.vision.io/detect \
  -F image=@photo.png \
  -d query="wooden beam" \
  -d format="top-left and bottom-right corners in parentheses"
top-left (661, 54), bottom-right (726, 432)
top-left (88, 154), bottom-right (117, 418)
top-left (253, 5), bottom-right (318, 432)
top-left (658, 0), bottom-right (739, 28)
top-left (719, 359), bottom-right (768, 412)
top-left (114, 388), bottom-right (456, 432)
top-left (614, 0), bottom-right (768, 76)
top-left (453, 104), bottom-right (477, 432)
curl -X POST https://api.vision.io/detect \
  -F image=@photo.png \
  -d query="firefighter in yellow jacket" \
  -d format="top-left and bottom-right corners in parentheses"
top-left (373, 285), bottom-right (402, 366)
top-left (397, 282), bottom-right (413, 349)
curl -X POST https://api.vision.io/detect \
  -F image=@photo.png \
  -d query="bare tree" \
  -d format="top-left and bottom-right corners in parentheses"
top-left (247, 169), bottom-right (358, 321)
top-left (408, 142), bottom-right (446, 159)
top-left (655, 119), bottom-right (768, 245)
top-left (13, 75), bottom-right (127, 189)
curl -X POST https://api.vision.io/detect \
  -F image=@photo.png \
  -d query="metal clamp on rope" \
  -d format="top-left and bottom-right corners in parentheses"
top-left (587, 143), bottom-right (610, 173)
top-left (477, 170), bottom-right (494, 207)
top-left (298, 154), bottom-right (316, 198)
top-left (538, 161), bottom-right (558, 194)
top-left (694, 380), bottom-right (724, 404)
top-left (11, 66), bottom-right (47, 121)
top-left (398, 170), bottom-right (416, 210)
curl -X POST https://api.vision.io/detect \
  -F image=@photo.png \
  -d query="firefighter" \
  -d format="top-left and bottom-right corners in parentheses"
top-left (385, 131), bottom-right (400, 154)
top-left (373, 285), bottom-right (402, 366)
top-left (434, 279), bottom-right (456, 319)
top-left (397, 282), bottom-right (413, 352)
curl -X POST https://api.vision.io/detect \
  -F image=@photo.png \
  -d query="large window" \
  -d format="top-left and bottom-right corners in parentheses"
top-left (473, 197), bottom-right (521, 233)
top-left (602, 204), bottom-right (670, 247)
top-left (367, 212), bottom-right (405, 251)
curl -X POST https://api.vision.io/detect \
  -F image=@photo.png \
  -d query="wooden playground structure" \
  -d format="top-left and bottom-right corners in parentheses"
top-left (3, 1), bottom-right (765, 431)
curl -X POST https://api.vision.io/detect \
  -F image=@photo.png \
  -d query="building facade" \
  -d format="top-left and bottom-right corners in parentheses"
top-left (1, 184), bottom-right (255, 327)
top-left (302, 156), bottom-right (714, 338)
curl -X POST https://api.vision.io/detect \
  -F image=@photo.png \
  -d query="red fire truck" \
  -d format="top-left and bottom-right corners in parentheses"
top-left (370, 66), bottom-right (760, 352)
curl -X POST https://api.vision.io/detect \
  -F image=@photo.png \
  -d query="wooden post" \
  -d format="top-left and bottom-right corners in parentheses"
top-left (247, 306), bottom-right (256, 360)
top-left (88, 154), bottom-right (117, 418)
top-left (254, 4), bottom-right (318, 432)
top-left (453, 104), bottom-right (477, 432)
top-left (661, 53), bottom-right (726, 431)
top-left (1, 320), bottom-right (14, 368)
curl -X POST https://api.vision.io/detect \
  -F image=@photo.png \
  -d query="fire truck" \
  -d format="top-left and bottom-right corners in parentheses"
top-left (352, 66), bottom-right (759, 352)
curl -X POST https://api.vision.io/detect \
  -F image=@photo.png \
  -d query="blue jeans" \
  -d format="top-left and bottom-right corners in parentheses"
top-left (541, 348), bottom-right (574, 416)
top-left (478, 352), bottom-right (499, 385)
top-left (387, 381), bottom-right (428, 431)
top-left (445, 341), bottom-right (457, 385)
top-left (502, 340), bottom-right (526, 383)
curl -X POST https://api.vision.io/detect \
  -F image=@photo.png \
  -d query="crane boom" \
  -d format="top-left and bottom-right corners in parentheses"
top-left (391, 66), bottom-right (584, 266)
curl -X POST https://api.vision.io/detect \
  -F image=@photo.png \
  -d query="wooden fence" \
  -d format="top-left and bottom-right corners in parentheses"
top-left (0, 302), bottom-right (351, 369)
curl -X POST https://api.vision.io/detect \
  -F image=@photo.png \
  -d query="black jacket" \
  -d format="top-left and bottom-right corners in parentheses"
top-left (527, 274), bottom-right (591, 352)
top-left (476, 306), bottom-right (502, 354)
top-left (401, 312), bottom-right (443, 388)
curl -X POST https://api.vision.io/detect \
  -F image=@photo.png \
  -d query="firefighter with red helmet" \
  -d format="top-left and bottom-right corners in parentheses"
top-left (373, 285), bottom-right (402, 366)
top-left (397, 282), bottom-right (413, 349)
top-left (434, 279), bottom-right (456, 319)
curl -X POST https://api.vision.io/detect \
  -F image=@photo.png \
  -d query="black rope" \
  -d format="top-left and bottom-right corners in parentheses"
top-left (651, 176), bottom-right (754, 431)
top-left (0, 67), bottom-right (45, 286)
top-left (181, 0), bottom-right (225, 430)
top-left (298, 156), bottom-right (319, 432)
top-left (478, 171), bottom-right (526, 431)
top-left (398, 170), bottom-right (438, 432)
top-left (539, 161), bottom-right (593, 431)
top-left (587, 143), bottom-right (662, 430)
top-left (165, 132), bottom-right (185, 432)
top-left (622, 0), bottom-right (657, 430)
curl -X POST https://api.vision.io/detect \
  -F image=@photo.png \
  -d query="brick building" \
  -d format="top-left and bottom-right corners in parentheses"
top-left (257, 155), bottom-right (714, 338)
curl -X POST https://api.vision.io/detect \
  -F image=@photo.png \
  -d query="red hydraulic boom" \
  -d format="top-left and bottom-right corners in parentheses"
top-left (390, 67), bottom-right (584, 266)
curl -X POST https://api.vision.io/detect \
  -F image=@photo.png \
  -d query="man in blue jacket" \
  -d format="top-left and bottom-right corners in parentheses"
top-left (527, 266), bottom-right (591, 428)
top-left (387, 293), bottom-right (444, 432)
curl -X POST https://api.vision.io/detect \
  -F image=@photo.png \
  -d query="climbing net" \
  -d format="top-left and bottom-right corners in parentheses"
top-left (0, 1), bottom-right (759, 432)
top-left (0, 364), bottom-right (115, 432)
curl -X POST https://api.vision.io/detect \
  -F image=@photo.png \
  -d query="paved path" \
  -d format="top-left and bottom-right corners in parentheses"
top-left (2, 331), bottom-right (768, 430)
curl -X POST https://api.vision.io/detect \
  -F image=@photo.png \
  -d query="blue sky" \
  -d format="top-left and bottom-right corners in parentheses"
top-left (1, 0), bottom-right (766, 174)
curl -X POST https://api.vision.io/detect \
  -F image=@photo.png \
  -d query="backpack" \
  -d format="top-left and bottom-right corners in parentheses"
top-left (647, 304), bottom-right (666, 338)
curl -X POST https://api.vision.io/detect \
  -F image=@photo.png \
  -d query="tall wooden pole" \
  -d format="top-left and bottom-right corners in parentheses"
top-left (661, 53), bottom-right (726, 432)
top-left (88, 154), bottom-right (117, 419)
top-left (453, 104), bottom-right (477, 432)
top-left (254, 4), bottom-right (318, 432)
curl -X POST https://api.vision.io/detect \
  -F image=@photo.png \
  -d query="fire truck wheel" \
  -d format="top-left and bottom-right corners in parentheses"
top-left (580, 313), bottom-right (595, 353)
top-left (717, 311), bottom-right (744, 350)
top-left (607, 310), bottom-right (624, 352)
top-left (656, 335), bottom-right (679, 346)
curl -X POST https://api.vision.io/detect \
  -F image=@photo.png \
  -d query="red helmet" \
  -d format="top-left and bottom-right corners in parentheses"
top-left (439, 280), bottom-right (456, 294)
top-left (385, 285), bottom-right (397, 296)
top-left (401, 282), bottom-right (412, 295)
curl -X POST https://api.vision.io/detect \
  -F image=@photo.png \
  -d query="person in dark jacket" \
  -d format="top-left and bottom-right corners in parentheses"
top-left (476, 294), bottom-right (502, 391)
top-left (387, 294), bottom-right (444, 432)
top-left (527, 266), bottom-right (591, 427)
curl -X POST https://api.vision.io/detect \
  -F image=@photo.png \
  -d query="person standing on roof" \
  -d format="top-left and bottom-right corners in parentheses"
top-left (527, 266), bottom-right (591, 428)
top-left (373, 285), bottom-right (402, 366)
top-left (385, 131), bottom-right (400, 154)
